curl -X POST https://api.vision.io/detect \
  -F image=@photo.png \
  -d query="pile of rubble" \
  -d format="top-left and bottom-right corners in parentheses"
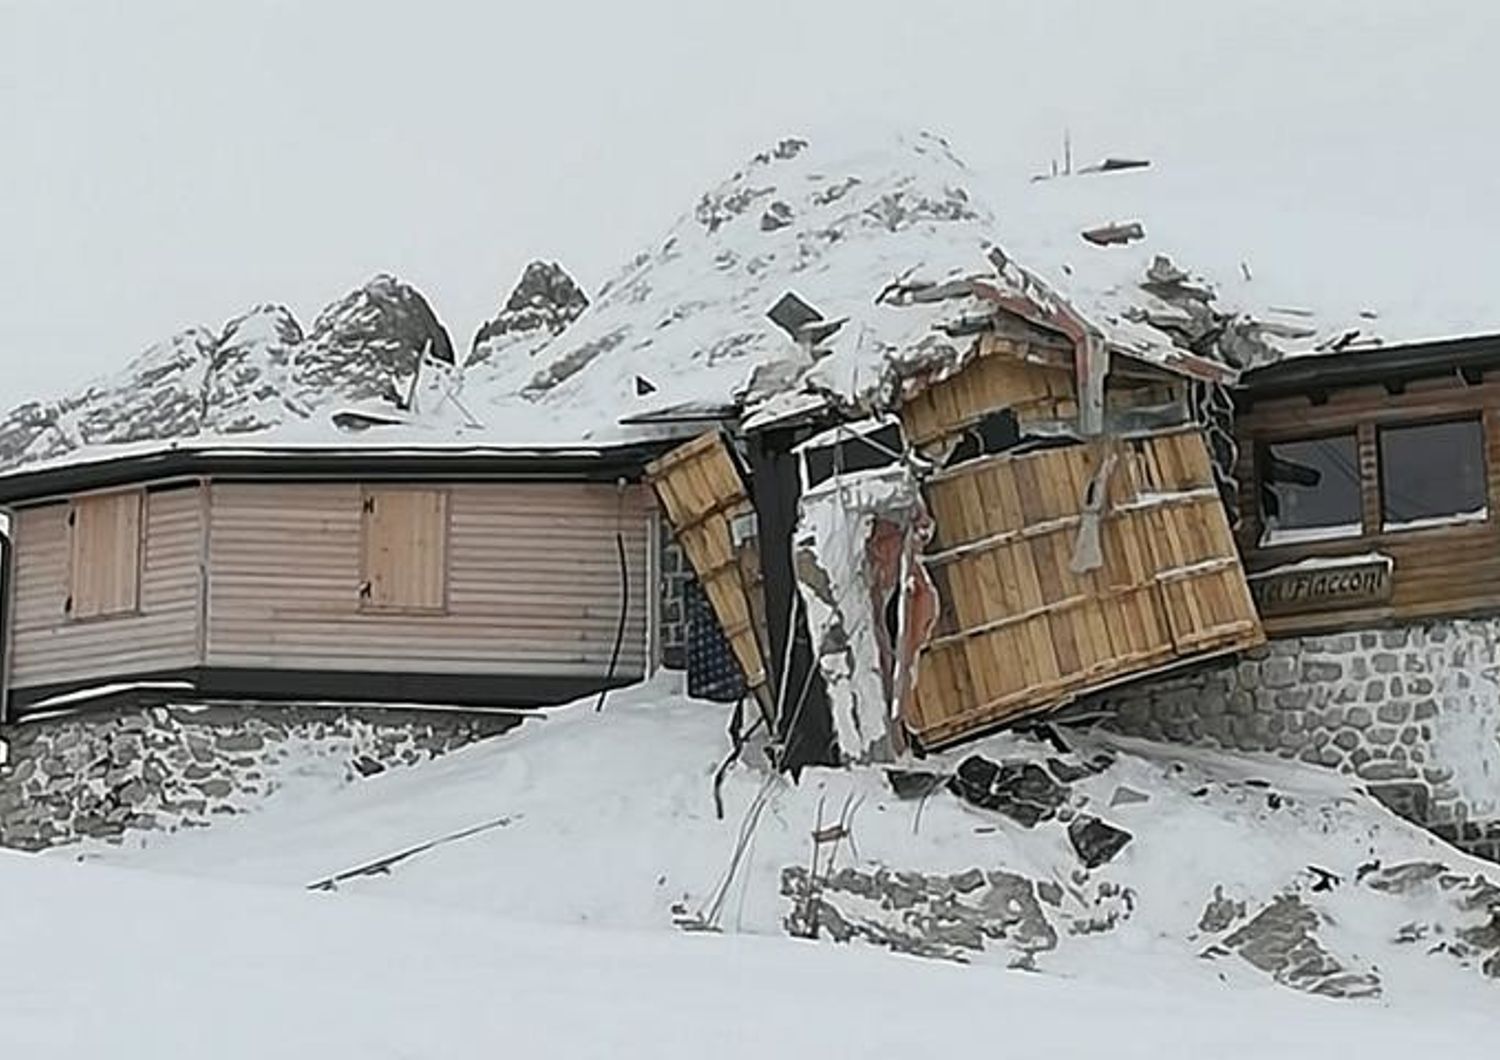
top-left (770, 732), bottom-right (1500, 997)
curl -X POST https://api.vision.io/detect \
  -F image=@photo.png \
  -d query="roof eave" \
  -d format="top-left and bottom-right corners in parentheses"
top-left (0, 443), bottom-right (671, 507)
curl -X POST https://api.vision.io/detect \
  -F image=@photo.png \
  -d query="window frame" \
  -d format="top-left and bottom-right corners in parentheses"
top-left (1254, 430), bottom-right (1365, 547)
top-left (357, 486), bottom-right (451, 615)
top-left (1375, 415), bottom-right (1489, 534)
top-left (1249, 406), bottom-right (1494, 552)
top-left (65, 488), bottom-right (145, 623)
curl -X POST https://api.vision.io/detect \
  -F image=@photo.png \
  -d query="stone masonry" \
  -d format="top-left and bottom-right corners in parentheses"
top-left (0, 703), bottom-right (517, 851)
top-left (1094, 617), bottom-right (1500, 863)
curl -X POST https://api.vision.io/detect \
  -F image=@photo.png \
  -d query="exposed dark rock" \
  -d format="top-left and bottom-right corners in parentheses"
top-left (948, 756), bottom-right (1069, 827)
top-left (886, 768), bottom-right (946, 800)
top-left (1223, 895), bottom-right (1382, 998)
top-left (1068, 815), bottom-right (1133, 869)
top-left (468, 261), bottom-right (588, 368)
top-left (1198, 885), bottom-right (1247, 933)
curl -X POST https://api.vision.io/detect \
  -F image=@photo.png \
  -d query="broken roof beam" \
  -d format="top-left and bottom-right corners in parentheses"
top-left (1080, 221), bottom-right (1146, 247)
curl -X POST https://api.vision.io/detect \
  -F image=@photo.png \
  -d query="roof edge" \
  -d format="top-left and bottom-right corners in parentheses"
top-left (0, 442), bottom-right (672, 506)
top-left (1240, 332), bottom-right (1500, 401)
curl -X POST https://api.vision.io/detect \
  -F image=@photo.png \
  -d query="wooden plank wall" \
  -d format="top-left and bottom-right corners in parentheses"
top-left (67, 489), bottom-right (143, 619)
top-left (9, 485), bottom-right (203, 689)
top-left (910, 429), bottom-right (1262, 746)
top-left (646, 432), bottom-right (771, 711)
top-left (900, 339), bottom-right (1077, 449)
top-left (205, 482), bottom-right (651, 678)
top-left (1236, 375), bottom-right (1500, 633)
top-left (360, 488), bottom-right (448, 611)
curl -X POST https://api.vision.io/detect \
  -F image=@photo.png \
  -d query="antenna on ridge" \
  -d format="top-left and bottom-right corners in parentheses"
top-left (1064, 128), bottom-right (1073, 176)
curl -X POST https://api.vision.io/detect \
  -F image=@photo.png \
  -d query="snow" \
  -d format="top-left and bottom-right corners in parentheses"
top-left (1260, 521), bottom-right (1364, 547)
top-left (2, 849), bottom-right (1493, 1060)
top-left (1383, 507), bottom-right (1490, 533)
top-left (0, 675), bottom-right (1493, 1051)
top-left (1252, 552), bottom-right (1394, 577)
top-left (1000, 157), bottom-right (1500, 360)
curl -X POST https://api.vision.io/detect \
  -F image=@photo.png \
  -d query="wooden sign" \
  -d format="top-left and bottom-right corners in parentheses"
top-left (1248, 556), bottom-right (1393, 616)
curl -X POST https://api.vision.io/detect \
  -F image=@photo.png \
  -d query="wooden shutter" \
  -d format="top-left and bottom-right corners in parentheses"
top-left (360, 489), bottom-right (448, 612)
top-left (68, 491), bottom-right (143, 619)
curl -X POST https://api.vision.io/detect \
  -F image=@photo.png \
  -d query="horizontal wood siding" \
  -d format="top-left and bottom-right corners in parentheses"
top-left (9, 486), bottom-right (203, 689)
top-left (205, 482), bottom-right (651, 679)
top-left (1237, 375), bottom-right (1500, 633)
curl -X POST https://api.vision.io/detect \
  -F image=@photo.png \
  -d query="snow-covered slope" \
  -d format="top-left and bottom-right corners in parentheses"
top-left (6, 848), bottom-right (1494, 1059)
top-left (75, 677), bottom-right (1500, 1006)
top-left (475, 132), bottom-right (1004, 433)
top-left (0, 274), bottom-right (455, 470)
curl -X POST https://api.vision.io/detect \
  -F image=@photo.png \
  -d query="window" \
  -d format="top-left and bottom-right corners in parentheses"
top-left (1379, 418), bottom-right (1488, 531)
top-left (1258, 433), bottom-right (1362, 545)
top-left (67, 491), bottom-right (142, 619)
top-left (359, 489), bottom-right (448, 611)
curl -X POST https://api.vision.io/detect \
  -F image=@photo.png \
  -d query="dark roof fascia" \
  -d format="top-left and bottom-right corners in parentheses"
top-left (1238, 333), bottom-right (1500, 404)
top-left (0, 442), bottom-right (672, 506)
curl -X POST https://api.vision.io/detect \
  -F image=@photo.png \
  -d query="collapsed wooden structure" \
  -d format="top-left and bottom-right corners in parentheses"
top-left (648, 322), bottom-right (1266, 767)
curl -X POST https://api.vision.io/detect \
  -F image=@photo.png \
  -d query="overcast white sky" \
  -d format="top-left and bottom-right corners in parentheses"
top-left (2, 1), bottom-right (1495, 404)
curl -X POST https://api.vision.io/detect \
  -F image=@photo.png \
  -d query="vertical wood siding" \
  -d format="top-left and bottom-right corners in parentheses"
top-left (9, 486), bottom-right (204, 689)
top-left (205, 482), bottom-right (651, 679)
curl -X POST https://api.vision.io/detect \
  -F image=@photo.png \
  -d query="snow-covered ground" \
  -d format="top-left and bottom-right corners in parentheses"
top-left (4, 846), bottom-right (1494, 1060)
top-left (0, 674), bottom-right (1478, 1053)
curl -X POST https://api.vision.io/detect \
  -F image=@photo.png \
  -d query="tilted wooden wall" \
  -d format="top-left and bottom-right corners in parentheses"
top-left (909, 428), bottom-right (1262, 746)
top-left (646, 432), bottom-right (772, 714)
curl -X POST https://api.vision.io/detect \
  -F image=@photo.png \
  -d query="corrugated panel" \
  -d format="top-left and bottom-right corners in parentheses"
top-left (10, 487), bottom-right (203, 689)
top-left (205, 482), bottom-right (649, 678)
top-left (909, 428), bottom-right (1263, 747)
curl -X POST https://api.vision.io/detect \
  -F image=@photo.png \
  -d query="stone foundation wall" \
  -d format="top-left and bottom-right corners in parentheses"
top-left (0, 703), bottom-right (517, 851)
top-left (1093, 617), bottom-right (1500, 862)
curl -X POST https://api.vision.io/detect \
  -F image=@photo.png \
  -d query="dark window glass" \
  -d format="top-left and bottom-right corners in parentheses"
top-left (1379, 419), bottom-right (1488, 530)
top-left (1258, 433), bottom-right (1362, 544)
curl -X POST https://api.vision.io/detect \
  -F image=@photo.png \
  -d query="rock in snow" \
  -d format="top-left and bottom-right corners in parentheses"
top-left (0, 274), bottom-right (454, 470)
top-left (468, 260), bottom-right (588, 370)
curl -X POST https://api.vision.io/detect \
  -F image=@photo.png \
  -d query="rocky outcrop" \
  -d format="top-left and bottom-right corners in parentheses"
top-left (298, 273), bottom-right (455, 401)
top-left (0, 274), bottom-right (454, 470)
top-left (468, 260), bottom-right (588, 371)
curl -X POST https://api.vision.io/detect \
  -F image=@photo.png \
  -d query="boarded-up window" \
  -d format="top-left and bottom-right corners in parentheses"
top-left (359, 489), bottom-right (448, 612)
top-left (67, 491), bottom-right (143, 620)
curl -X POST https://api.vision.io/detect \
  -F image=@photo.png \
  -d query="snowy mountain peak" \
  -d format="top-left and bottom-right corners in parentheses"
top-left (481, 128), bottom-right (998, 425)
top-left (0, 275), bottom-right (458, 470)
top-left (468, 260), bottom-right (588, 369)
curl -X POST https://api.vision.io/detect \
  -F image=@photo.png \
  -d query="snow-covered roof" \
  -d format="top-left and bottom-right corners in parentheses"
top-left (997, 155), bottom-right (1500, 362)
